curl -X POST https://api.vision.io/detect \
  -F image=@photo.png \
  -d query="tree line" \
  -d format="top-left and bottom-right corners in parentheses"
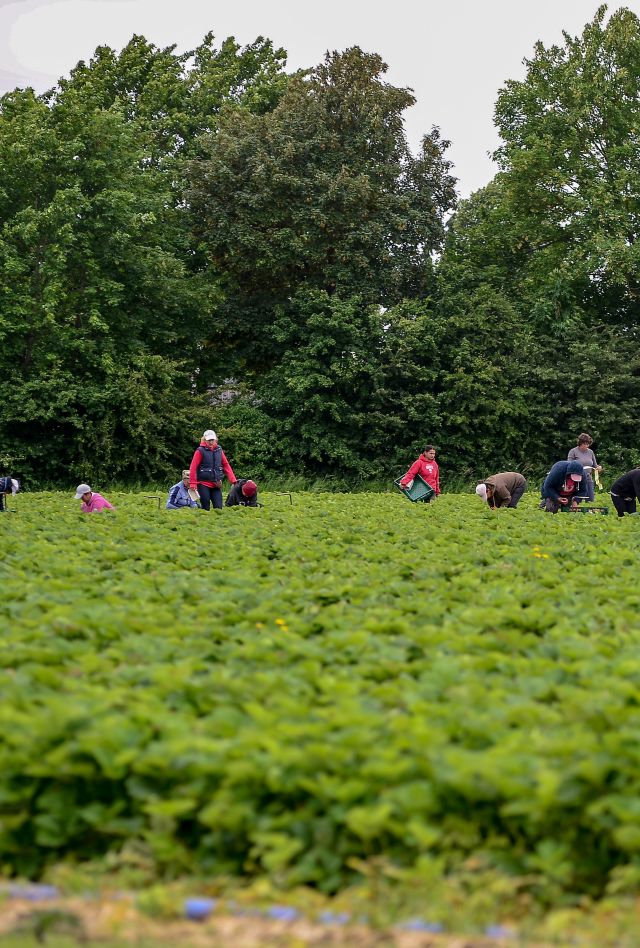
top-left (1, 4), bottom-right (639, 487)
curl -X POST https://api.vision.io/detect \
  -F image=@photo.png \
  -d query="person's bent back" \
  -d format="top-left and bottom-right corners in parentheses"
top-left (610, 468), bottom-right (640, 517)
top-left (225, 479), bottom-right (259, 507)
top-left (541, 461), bottom-right (584, 513)
top-left (476, 472), bottom-right (526, 509)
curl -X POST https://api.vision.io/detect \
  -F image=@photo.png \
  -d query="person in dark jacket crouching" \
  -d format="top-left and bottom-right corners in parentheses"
top-left (541, 460), bottom-right (584, 512)
top-left (166, 470), bottom-right (198, 509)
top-left (225, 479), bottom-right (259, 507)
top-left (475, 472), bottom-right (527, 509)
top-left (610, 468), bottom-right (640, 517)
top-left (0, 476), bottom-right (19, 511)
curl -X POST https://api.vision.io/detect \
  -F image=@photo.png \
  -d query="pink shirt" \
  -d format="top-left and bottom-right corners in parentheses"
top-left (81, 492), bottom-right (114, 513)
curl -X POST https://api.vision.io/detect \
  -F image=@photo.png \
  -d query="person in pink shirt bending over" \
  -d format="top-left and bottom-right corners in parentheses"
top-left (399, 444), bottom-right (441, 503)
top-left (74, 483), bottom-right (115, 513)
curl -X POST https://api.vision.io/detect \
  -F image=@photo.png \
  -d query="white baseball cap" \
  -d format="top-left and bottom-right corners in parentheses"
top-left (475, 483), bottom-right (488, 501)
top-left (203, 430), bottom-right (217, 441)
top-left (74, 483), bottom-right (91, 499)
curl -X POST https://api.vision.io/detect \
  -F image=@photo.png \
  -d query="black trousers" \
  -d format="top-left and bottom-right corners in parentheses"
top-left (198, 485), bottom-right (223, 510)
top-left (507, 481), bottom-right (527, 508)
top-left (611, 493), bottom-right (636, 517)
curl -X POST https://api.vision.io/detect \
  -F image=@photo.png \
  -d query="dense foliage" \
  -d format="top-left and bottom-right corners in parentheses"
top-left (1, 490), bottom-right (640, 910)
top-left (0, 34), bottom-right (288, 485)
top-left (1, 6), bottom-right (640, 484)
top-left (436, 4), bottom-right (640, 472)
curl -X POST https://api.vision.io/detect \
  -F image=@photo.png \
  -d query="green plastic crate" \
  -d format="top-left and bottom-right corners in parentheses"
top-left (394, 473), bottom-right (435, 503)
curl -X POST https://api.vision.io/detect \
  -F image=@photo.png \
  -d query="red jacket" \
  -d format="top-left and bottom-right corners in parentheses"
top-left (400, 455), bottom-right (440, 494)
top-left (189, 442), bottom-right (236, 489)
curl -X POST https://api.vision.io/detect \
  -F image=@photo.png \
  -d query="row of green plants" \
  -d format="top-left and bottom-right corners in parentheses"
top-left (1, 491), bottom-right (640, 920)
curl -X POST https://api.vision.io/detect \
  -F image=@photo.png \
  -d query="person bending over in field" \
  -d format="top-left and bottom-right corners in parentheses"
top-left (188, 430), bottom-right (237, 511)
top-left (166, 470), bottom-right (198, 509)
top-left (399, 445), bottom-right (440, 502)
top-left (0, 476), bottom-right (19, 511)
top-left (540, 461), bottom-right (583, 513)
top-left (610, 467), bottom-right (640, 517)
top-left (475, 472), bottom-right (527, 509)
top-left (74, 483), bottom-right (114, 512)
top-left (225, 478), bottom-right (259, 507)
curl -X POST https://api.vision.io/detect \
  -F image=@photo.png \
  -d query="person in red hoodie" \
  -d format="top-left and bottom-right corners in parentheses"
top-left (189, 429), bottom-right (237, 510)
top-left (399, 445), bottom-right (440, 502)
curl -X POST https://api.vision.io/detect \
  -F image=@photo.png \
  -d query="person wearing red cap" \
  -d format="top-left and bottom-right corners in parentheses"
top-left (225, 478), bottom-right (259, 507)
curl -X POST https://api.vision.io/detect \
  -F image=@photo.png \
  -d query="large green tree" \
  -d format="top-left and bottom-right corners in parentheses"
top-left (0, 33), bottom-right (289, 486)
top-left (188, 47), bottom-right (455, 475)
top-left (214, 292), bottom-right (443, 479)
top-left (0, 87), bottom-right (208, 484)
top-left (51, 33), bottom-right (288, 162)
top-left (435, 5), bottom-right (640, 476)
top-left (188, 47), bottom-right (456, 364)
top-left (0, 36), bottom-right (285, 484)
top-left (493, 4), bottom-right (640, 327)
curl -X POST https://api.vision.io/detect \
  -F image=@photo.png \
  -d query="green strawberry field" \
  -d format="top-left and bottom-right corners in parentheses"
top-left (1, 489), bottom-right (640, 919)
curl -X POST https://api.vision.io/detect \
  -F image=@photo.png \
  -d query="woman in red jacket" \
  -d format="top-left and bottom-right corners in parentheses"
top-left (399, 445), bottom-right (440, 501)
top-left (189, 429), bottom-right (237, 510)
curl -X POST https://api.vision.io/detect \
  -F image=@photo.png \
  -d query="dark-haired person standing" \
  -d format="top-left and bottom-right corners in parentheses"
top-left (567, 433), bottom-right (602, 502)
top-left (399, 445), bottom-right (440, 501)
top-left (610, 468), bottom-right (640, 517)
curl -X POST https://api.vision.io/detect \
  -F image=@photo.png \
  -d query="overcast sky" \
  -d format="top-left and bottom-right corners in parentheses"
top-left (1, 0), bottom-right (638, 197)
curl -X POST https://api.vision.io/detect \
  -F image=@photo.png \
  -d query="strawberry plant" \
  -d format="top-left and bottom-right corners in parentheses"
top-left (0, 490), bottom-right (638, 908)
